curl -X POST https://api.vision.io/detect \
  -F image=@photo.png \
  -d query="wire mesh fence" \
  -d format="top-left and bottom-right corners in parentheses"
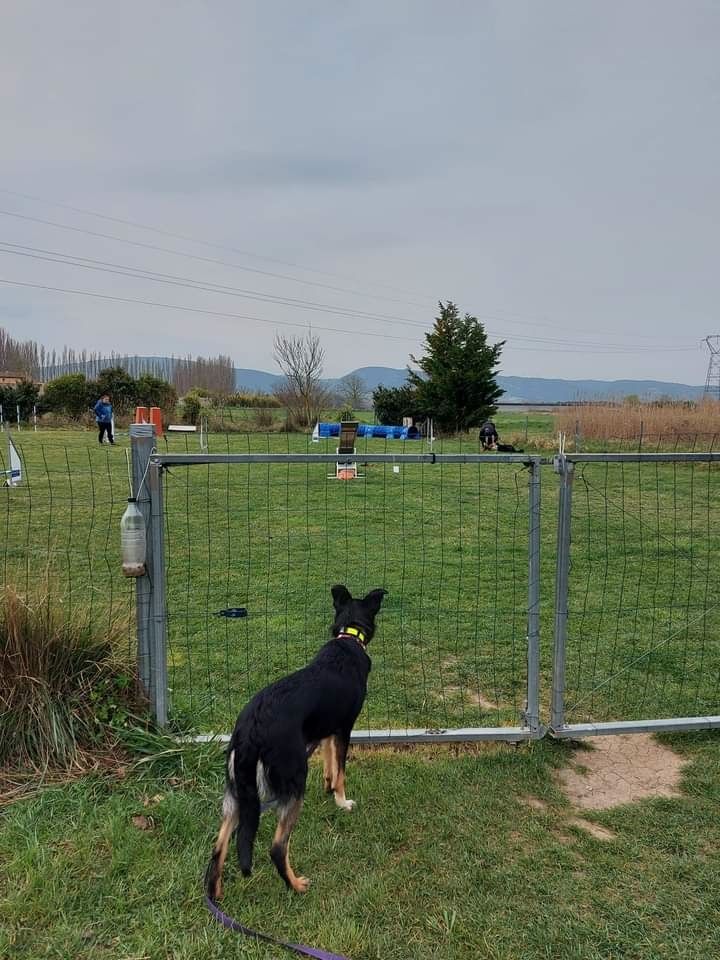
top-left (159, 449), bottom-right (537, 737)
top-left (0, 432), bottom-right (134, 645)
top-left (571, 431), bottom-right (720, 454)
top-left (3, 429), bottom-right (719, 741)
top-left (552, 453), bottom-right (720, 734)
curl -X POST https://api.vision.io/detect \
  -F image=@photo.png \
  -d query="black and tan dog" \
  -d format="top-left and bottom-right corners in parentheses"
top-left (206, 584), bottom-right (387, 899)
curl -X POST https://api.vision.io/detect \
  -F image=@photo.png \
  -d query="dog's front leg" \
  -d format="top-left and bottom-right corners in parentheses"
top-left (330, 734), bottom-right (355, 811)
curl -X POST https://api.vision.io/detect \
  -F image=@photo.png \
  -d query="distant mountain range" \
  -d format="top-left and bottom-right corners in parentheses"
top-left (40, 356), bottom-right (707, 402)
top-left (234, 365), bottom-right (707, 403)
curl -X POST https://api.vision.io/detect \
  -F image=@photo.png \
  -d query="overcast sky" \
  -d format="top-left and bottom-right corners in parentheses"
top-left (1, 1), bottom-right (718, 382)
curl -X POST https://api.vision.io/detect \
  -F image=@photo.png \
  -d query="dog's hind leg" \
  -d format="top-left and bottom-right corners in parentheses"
top-left (270, 796), bottom-right (309, 892)
top-left (234, 760), bottom-right (261, 877)
top-left (205, 789), bottom-right (239, 901)
top-left (321, 737), bottom-right (335, 793)
top-left (330, 734), bottom-right (355, 812)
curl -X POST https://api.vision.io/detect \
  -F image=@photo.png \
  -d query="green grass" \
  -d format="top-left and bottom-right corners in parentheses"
top-left (2, 420), bottom-right (720, 958)
top-left (2, 420), bottom-right (719, 733)
top-left (1, 734), bottom-right (719, 959)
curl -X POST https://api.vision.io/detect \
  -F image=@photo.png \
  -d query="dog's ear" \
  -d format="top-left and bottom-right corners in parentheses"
top-left (331, 584), bottom-right (352, 611)
top-left (363, 588), bottom-right (387, 616)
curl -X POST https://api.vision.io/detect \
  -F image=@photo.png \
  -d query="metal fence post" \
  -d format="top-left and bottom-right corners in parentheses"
top-left (148, 460), bottom-right (168, 726)
top-left (551, 454), bottom-right (574, 732)
top-left (130, 424), bottom-right (154, 700)
top-left (525, 458), bottom-right (542, 736)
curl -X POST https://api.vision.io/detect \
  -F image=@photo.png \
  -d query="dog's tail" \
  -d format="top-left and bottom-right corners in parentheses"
top-left (205, 741), bottom-right (261, 901)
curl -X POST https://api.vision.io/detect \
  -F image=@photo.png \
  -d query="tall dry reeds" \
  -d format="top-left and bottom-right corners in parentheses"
top-left (556, 399), bottom-right (720, 445)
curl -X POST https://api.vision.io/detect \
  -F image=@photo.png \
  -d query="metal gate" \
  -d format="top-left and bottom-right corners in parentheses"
top-left (551, 452), bottom-right (720, 736)
top-left (132, 426), bottom-right (543, 743)
top-left (131, 428), bottom-right (720, 740)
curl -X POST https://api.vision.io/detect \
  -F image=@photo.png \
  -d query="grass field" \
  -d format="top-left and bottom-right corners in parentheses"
top-left (2, 416), bottom-right (719, 733)
top-left (2, 417), bottom-right (720, 959)
top-left (2, 734), bottom-right (719, 960)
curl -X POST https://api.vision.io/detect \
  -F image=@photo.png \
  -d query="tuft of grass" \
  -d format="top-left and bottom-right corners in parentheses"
top-left (0, 583), bottom-right (140, 771)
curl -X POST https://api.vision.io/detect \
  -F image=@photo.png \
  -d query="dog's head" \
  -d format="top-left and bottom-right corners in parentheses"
top-left (330, 584), bottom-right (387, 644)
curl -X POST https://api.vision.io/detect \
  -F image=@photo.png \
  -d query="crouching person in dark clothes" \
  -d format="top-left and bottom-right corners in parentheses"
top-left (480, 419), bottom-right (498, 451)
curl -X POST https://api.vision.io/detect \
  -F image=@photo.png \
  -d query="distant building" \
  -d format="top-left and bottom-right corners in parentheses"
top-left (0, 371), bottom-right (28, 388)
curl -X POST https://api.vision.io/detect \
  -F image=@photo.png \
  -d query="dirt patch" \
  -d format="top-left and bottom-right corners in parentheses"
top-left (444, 684), bottom-right (498, 711)
top-left (521, 795), bottom-right (615, 843)
top-left (439, 657), bottom-right (500, 712)
top-left (468, 689), bottom-right (498, 711)
top-left (131, 814), bottom-right (156, 831)
top-left (567, 817), bottom-right (617, 841)
top-left (557, 734), bottom-right (688, 811)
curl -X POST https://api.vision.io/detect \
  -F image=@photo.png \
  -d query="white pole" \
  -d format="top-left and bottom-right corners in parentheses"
top-left (33, 404), bottom-right (38, 432)
top-left (16, 404), bottom-right (21, 431)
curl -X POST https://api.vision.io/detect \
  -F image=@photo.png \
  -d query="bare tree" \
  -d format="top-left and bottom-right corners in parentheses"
top-left (273, 333), bottom-right (330, 428)
top-left (172, 354), bottom-right (234, 395)
top-left (0, 327), bottom-right (41, 378)
top-left (338, 373), bottom-right (368, 410)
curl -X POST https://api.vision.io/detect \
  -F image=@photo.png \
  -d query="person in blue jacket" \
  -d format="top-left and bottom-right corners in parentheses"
top-left (94, 393), bottom-right (114, 445)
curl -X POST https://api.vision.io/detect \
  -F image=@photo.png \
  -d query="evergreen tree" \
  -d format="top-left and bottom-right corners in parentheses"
top-left (407, 302), bottom-right (504, 434)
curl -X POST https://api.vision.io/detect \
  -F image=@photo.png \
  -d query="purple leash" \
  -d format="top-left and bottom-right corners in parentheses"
top-left (205, 895), bottom-right (352, 960)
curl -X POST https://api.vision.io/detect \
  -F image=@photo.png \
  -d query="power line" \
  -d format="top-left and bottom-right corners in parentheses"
top-left (0, 241), bottom-right (430, 330)
top-left (0, 206), bottom-right (692, 345)
top-left (0, 240), bottom-right (695, 353)
top-left (0, 278), bottom-right (419, 342)
top-left (0, 276), bottom-right (699, 354)
top-left (0, 188), bottom-right (434, 306)
top-left (0, 242), bottom-right (699, 353)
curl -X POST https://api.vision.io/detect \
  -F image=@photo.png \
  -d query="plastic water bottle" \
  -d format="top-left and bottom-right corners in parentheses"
top-left (120, 497), bottom-right (146, 577)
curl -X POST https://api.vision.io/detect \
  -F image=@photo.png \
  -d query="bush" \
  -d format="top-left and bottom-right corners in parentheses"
top-left (0, 379), bottom-right (41, 419)
top-left (37, 412), bottom-right (93, 430)
top-left (42, 373), bottom-right (92, 419)
top-left (0, 584), bottom-right (140, 770)
top-left (88, 367), bottom-right (138, 415)
top-left (183, 391), bottom-right (202, 425)
top-left (373, 384), bottom-right (422, 425)
top-left (251, 407), bottom-right (276, 430)
top-left (227, 391), bottom-right (282, 408)
top-left (274, 382), bottom-right (330, 430)
top-left (135, 373), bottom-right (178, 420)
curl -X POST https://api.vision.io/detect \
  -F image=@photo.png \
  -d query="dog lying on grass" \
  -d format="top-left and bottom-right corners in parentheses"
top-left (206, 584), bottom-right (387, 898)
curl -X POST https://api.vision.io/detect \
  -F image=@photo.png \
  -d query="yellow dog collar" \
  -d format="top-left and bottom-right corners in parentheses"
top-left (337, 626), bottom-right (367, 646)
